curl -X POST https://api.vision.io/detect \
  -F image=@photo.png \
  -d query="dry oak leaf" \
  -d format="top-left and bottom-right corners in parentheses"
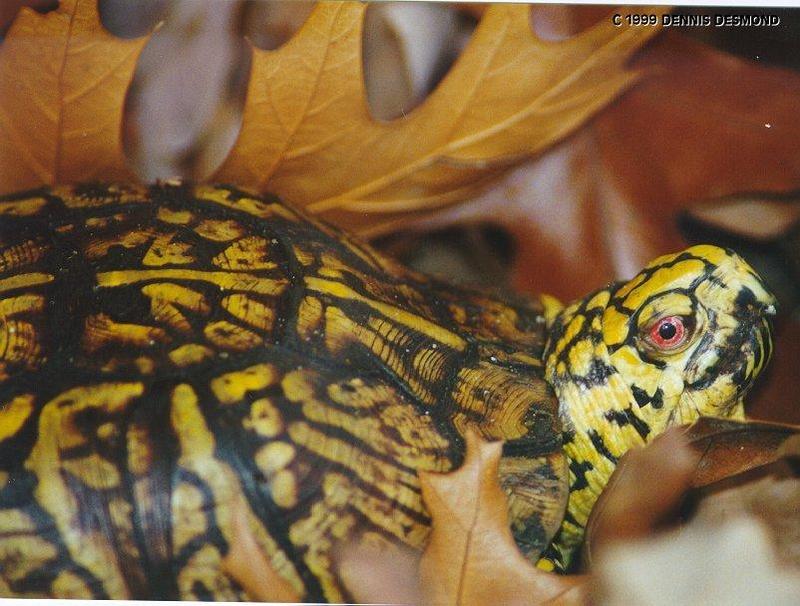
top-left (418, 429), bottom-right (585, 606)
top-left (214, 2), bottom-right (664, 231)
top-left (0, 0), bottom-right (148, 193)
top-left (684, 417), bottom-right (800, 488)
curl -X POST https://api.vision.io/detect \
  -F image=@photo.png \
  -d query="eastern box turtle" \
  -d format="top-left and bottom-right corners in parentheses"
top-left (0, 182), bottom-right (776, 601)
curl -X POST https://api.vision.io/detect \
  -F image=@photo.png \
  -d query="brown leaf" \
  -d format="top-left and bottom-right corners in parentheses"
top-left (583, 420), bottom-right (800, 571)
top-left (597, 31), bottom-right (800, 216)
top-left (582, 429), bottom-right (698, 567)
top-left (419, 429), bottom-right (585, 606)
top-left (336, 540), bottom-right (423, 605)
top-left (0, 0), bottom-right (151, 193)
top-left (404, 20), bottom-right (800, 303)
top-left (214, 2), bottom-right (662, 230)
top-left (685, 193), bottom-right (800, 242)
top-left (684, 417), bottom-right (800, 488)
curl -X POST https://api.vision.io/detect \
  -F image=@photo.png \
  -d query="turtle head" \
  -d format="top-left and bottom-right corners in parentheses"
top-left (543, 245), bottom-right (776, 562)
top-left (547, 244), bottom-right (776, 437)
top-left (599, 244), bottom-right (776, 428)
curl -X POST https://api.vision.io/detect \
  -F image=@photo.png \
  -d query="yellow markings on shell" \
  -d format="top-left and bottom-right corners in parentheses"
top-left (25, 383), bottom-right (144, 598)
top-left (367, 315), bottom-right (412, 350)
top-left (222, 294), bottom-right (275, 332)
top-left (0, 319), bottom-right (41, 367)
top-left (255, 441), bottom-right (295, 476)
top-left (285, 370), bottom-right (446, 468)
top-left (450, 363), bottom-right (548, 442)
top-left (142, 283), bottom-right (210, 334)
top-left (213, 237), bottom-right (277, 271)
top-left (449, 304), bottom-right (467, 325)
top-left (0, 294), bottom-right (45, 317)
top-left (142, 233), bottom-right (195, 267)
top-left (172, 481), bottom-right (209, 552)
top-left (306, 276), bottom-right (466, 351)
top-left (270, 470), bottom-right (298, 509)
top-left (85, 216), bottom-right (111, 229)
top-left (96, 269), bottom-right (288, 296)
top-left (51, 570), bottom-right (96, 598)
top-left (85, 227), bottom-right (158, 260)
top-left (244, 398), bottom-right (284, 437)
top-left (318, 267), bottom-right (343, 279)
top-left (56, 184), bottom-right (146, 208)
top-left (293, 245), bottom-right (314, 266)
top-left (176, 545), bottom-right (240, 601)
top-left (0, 197), bottom-right (47, 216)
top-left (211, 364), bottom-right (277, 405)
top-left (61, 453), bottom-right (121, 490)
top-left (378, 403), bottom-right (450, 466)
top-left (194, 219), bottom-right (244, 241)
top-left (623, 259), bottom-right (706, 310)
top-left (328, 473), bottom-right (428, 547)
top-left (127, 423), bottom-right (153, 476)
top-left (204, 320), bottom-right (263, 351)
top-left (157, 207), bottom-right (194, 225)
top-left (289, 476), bottom-right (354, 604)
top-left (288, 421), bottom-right (423, 514)
top-left (83, 313), bottom-right (170, 352)
top-left (0, 272), bottom-right (53, 295)
top-left (297, 296), bottom-right (323, 340)
top-left (0, 239), bottom-right (48, 273)
top-left (34, 384), bottom-right (144, 454)
top-left (0, 508), bottom-right (35, 532)
top-left (169, 343), bottom-right (214, 367)
top-left (280, 368), bottom-right (315, 403)
top-left (324, 306), bottom-right (435, 405)
top-left (171, 384), bottom-right (214, 459)
top-left (135, 356), bottom-right (155, 374)
top-left (194, 186), bottom-right (298, 222)
top-left (0, 393), bottom-right (34, 442)
top-left (0, 520), bottom-right (59, 585)
top-left (412, 346), bottom-right (446, 384)
top-left (327, 378), bottom-right (389, 409)
top-left (168, 377), bottom-right (301, 599)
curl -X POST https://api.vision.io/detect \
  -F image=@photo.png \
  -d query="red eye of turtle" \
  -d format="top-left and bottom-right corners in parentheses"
top-left (649, 316), bottom-right (687, 350)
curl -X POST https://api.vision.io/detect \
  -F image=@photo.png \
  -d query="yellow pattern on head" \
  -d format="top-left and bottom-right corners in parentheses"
top-left (543, 244), bottom-right (776, 568)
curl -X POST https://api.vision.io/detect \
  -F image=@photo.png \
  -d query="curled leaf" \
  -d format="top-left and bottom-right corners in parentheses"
top-left (582, 429), bottom-right (698, 567)
top-left (419, 429), bottom-right (585, 606)
top-left (684, 417), bottom-right (800, 488)
top-left (214, 2), bottom-right (664, 230)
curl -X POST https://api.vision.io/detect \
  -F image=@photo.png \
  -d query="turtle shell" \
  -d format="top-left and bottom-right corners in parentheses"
top-left (0, 182), bottom-right (566, 601)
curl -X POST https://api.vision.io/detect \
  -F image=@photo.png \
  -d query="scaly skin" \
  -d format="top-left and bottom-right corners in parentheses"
top-left (542, 244), bottom-right (776, 570)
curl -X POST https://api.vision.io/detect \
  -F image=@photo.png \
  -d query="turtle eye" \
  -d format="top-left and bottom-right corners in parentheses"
top-left (647, 315), bottom-right (688, 351)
